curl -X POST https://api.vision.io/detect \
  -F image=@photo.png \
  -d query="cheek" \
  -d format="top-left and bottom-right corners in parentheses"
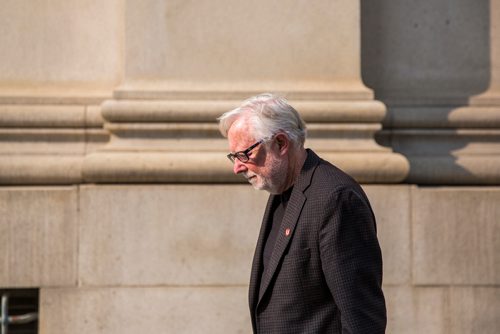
top-left (252, 152), bottom-right (280, 177)
top-left (249, 165), bottom-right (262, 175)
top-left (248, 165), bottom-right (265, 177)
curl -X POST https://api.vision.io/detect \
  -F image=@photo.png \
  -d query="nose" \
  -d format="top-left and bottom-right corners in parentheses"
top-left (233, 159), bottom-right (247, 175)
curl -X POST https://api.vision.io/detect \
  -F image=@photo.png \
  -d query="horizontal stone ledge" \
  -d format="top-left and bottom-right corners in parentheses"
top-left (112, 80), bottom-right (375, 101)
top-left (0, 152), bottom-right (408, 185)
top-left (100, 138), bottom-right (387, 154)
top-left (82, 152), bottom-right (244, 183)
top-left (0, 156), bottom-right (83, 184)
top-left (381, 96), bottom-right (474, 107)
top-left (8, 150), bottom-right (500, 184)
top-left (101, 99), bottom-right (386, 123)
top-left (0, 104), bottom-right (104, 127)
top-left (469, 90), bottom-right (500, 106)
top-left (0, 128), bottom-right (107, 140)
top-left (0, 129), bottom-right (108, 155)
top-left (385, 106), bottom-right (500, 128)
top-left (114, 90), bottom-right (375, 101)
top-left (0, 128), bottom-right (87, 140)
top-left (386, 129), bottom-right (500, 136)
top-left (0, 87), bottom-right (112, 105)
top-left (0, 105), bottom-right (83, 127)
top-left (104, 122), bottom-right (383, 139)
top-left (377, 128), bottom-right (500, 157)
top-left (82, 151), bottom-right (409, 184)
top-left (404, 155), bottom-right (500, 184)
top-left (105, 123), bottom-right (222, 138)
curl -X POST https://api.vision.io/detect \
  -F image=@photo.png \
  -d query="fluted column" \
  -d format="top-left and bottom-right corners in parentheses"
top-left (82, 0), bottom-right (408, 184)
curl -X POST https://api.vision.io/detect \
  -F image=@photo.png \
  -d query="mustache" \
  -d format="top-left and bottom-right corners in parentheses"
top-left (243, 172), bottom-right (256, 180)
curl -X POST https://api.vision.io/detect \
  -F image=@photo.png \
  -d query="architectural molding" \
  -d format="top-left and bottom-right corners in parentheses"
top-left (0, 99), bottom-right (108, 185)
top-left (379, 106), bottom-right (500, 184)
top-left (82, 93), bottom-right (409, 184)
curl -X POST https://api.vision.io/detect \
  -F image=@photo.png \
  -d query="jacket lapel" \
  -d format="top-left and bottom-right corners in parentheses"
top-left (257, 149), bottom-right (320, 305)
top-left (258, 189), bottom-right (306, 303)
top-left (249, 194), bottom-right (276, 311)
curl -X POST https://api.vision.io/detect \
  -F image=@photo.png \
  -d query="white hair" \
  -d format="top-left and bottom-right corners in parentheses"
top-left (217, 93), bottom-right (307, 147)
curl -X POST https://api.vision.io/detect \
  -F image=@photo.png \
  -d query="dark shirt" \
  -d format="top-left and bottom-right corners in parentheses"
top-left (261, 186), bottom-right (294, 271)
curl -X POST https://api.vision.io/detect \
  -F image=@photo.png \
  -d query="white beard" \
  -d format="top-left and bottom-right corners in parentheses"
top-left (245, 154), bottom-right (288, 194)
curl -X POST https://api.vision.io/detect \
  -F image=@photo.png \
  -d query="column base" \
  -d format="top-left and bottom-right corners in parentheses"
top-left (0, 102), bottom-right (107, 185)
top-left (82, 97), bottom-right (409, 184)
top-left (380, 104), bottom-right (500, 185)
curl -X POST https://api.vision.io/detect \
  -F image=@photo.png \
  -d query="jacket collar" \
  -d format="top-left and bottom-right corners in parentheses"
top-left (250, 149), bottom-right (321, 308)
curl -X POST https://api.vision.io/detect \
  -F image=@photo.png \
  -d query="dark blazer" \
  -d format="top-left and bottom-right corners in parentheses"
top-left (249, 149), bottom-right (386, 333)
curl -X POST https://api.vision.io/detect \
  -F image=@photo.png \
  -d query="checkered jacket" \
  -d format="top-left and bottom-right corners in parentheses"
top-left (248, 149), bottom-right (386, 333)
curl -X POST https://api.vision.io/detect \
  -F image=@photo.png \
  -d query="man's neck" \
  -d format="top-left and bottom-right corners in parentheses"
top-left (279, 147), bottom-right (307, 194)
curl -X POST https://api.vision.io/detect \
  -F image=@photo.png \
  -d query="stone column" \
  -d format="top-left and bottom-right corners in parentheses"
top-left (472, 0), bottom-right (500, 105)
top-left (83, 0), bottom-right (408, 184)
top-left (363, 0), bottom-right (500, 184)
top-left (0, 0), bottom-right (123, 184)
top-left (465, 0), bottom-right (500, 182)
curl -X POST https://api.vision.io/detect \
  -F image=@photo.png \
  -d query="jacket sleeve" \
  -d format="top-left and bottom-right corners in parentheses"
top-left (319, 187), bottom-right (387, 333)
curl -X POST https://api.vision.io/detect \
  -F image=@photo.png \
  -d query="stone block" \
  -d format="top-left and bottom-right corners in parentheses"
top-left (124, 0), bottom-right (362, 87)
top-left (363, 185), bottom-right (411, 285)
top-left (39, 286), bottom-right (251, 334)
top-left (412, 187), bottom-right (500, 285)
top-left (0, 0), bottom-right (122, 86)
top-left (449, 287), bottom-right (500, 334)
top-left (79, 185), bottom-right (268, 286)
top-left (0, 187), bottom-right (78, 287)
top-left (384, 286), bottom-right (448, 334)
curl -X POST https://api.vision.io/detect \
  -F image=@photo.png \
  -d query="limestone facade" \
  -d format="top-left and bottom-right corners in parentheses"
top-left (0, 1), bottom-right (499, 333)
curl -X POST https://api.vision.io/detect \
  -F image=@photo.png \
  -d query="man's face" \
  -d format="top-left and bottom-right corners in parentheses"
top-left (227, 118), bottom-right (288, 194)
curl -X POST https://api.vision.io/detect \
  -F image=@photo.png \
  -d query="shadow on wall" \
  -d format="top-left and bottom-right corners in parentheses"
top-left (361, 0), bottom-right (492, 184)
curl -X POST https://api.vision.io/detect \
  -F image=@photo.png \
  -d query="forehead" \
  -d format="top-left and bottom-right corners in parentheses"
top-left (227, 117), bottom-right (255, 150)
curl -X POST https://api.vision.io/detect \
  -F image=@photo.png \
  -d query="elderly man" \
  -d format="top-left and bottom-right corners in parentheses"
top-left (218, 93), bottom-right (386, 333)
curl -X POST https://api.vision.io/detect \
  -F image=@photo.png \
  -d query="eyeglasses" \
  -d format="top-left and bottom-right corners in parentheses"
top-left (227, 140), bottom-right (264, 163)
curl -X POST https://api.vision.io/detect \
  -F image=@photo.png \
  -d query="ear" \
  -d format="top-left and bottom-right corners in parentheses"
top-left (274, 133), bottom-right (290, 156)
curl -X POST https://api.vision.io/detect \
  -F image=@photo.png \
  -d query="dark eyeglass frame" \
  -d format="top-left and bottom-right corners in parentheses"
top-left (227, 139), bottom-right (264, 163)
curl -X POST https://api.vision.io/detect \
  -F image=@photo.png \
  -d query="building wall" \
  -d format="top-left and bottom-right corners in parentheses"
top-left (1, 185), bottom-right (499, 333)
top-left (1, 1), bottom-right (499, 333)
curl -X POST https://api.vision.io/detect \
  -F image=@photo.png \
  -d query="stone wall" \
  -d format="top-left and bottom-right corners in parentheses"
top-left (1, 1), bottom-right (499, 333)
top-left (1, 185), bottom-right (498, 333)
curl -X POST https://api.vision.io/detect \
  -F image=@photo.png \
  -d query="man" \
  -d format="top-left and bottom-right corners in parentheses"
top-left (218, 93), bottom-right (386, 333)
